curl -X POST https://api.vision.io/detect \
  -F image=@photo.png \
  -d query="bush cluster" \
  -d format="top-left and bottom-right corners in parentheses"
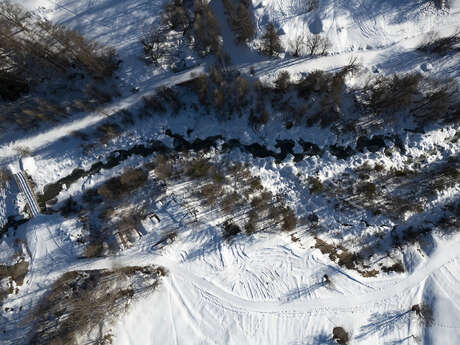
top-left (98, 168), bottom-right (148, 200)
top-left (28, 266), bottom-right (166, 344)
top-left (143, 86), bottom-right (182, 115)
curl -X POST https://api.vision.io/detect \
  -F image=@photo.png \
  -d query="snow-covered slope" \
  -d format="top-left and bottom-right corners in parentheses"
top-left (1, 0), bottom-right (459, 344)
top-left (255, 0), bottom-right (460, 53)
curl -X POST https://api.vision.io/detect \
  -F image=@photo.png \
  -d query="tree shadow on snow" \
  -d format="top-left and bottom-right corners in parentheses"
top-left (290, 332), bottom-right (335, 345)
top-left (384, 336), bottom-right (415, 345)
top-left (280, 281), bottom-right (325, 303)
top-left (357, 310), bottom-right (412, 340)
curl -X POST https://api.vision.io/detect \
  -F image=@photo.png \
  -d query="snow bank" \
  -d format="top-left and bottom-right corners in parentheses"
top-left (13, 0), bottom-right (53, 11)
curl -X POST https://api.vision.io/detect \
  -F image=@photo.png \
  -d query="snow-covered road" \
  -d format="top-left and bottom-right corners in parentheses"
top-left (0, 65), bottom-right (204, 165)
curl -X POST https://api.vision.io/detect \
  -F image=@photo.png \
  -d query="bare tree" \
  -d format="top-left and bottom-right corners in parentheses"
top-left (289, 35), bottom-right (305, 57)
top-left (305, 34), bottom-right (331, 56)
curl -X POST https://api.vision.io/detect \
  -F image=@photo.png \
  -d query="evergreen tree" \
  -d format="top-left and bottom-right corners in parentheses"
top-left (261, 22), bottom-right (282, 56)
top-left (234, 3), bottom-right (255, 43)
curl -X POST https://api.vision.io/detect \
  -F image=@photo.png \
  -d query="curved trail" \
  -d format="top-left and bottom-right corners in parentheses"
top-left (51, 236), bottom-right (460, 316)
top-left (158, 242), bottom-right (460, 316)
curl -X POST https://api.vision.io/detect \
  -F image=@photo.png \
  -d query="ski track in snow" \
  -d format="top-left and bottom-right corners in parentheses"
top-left (17, 235), bottom-right (460, 318)
top-left (2, 0), bottom-right (460, 343)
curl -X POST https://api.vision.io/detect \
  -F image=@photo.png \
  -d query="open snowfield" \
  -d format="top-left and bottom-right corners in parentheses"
top-left (1, 0), bottom-right (459, 344)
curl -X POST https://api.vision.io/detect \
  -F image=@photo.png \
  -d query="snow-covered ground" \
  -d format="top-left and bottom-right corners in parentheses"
top-left (1, 0), bottom-right (459, 344)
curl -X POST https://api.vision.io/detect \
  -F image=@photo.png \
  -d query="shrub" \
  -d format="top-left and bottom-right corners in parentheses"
top-left (358, 182), bottom-right (377, 199)
top-left (296, 70), bottom-right (328, 98)
top-left (60, 197), bottom-right (80, 217)
top-left (268, 204), bottom-right (283, 220)
top-left (97, 168), bottom-right (147, 200)
top-left (97, 123), bottom-right (121, 144)
top-left (143, 94), bottom-right (166, 114)
top-left (274, 70), bottom-right (291, 92)
top-left (307, 0), bottom-right (319, 11)
top-left (97, 177), bottom-right (122, 200)
top-left (411, 303), bottom-right (434, 326)
top-left (433, 0), bottom-right (449, 9)
top-left (234, 76), bottom-right (250, 109)
top-left (213, 87), bottom-right (226, 110)
top-left (327, 74), bottom-right (345, 106)
top-left (332, 327), bottom-right (349, 345)
top-left (338, 56), bottom-right (361, 77)
top-left (0, 71), bottom-right (29, 101)
top-left (382, 261), bottom-right (405, 273)
top-left (308, 176), bottom-right (323, 194)
top-left (82, 242), bottom-right (103, 258)
top-left (281, 207), bottom-right (297, 232)
top-left (0, 1), bottom-right (118, 79)
top-left (184, 158), bottom-right (212, 178)
top-left (199, 182), bottom-right (221, 205)
top-left (193, 74), bottom-right (210, 105)
top-left (413, 78), bottom-right (458, 124)
top-left (222, 0), bottom-right (235, 17)
top-left (260, 23), bottom-right (282, 56)
top-left (14, 146), bottom-right (32, 157)
top-left (154, 86), bottom-right (182, 113)
top-left (221, 192), bottom-right (243, 213)
top-left (119, 168), bottom-right (148, 190)
top-left (86, 84), bottom-right (113, 103)
top-left (223, 221), bottom-right (241, 239)
top-left (0, 261), bottom-right (29, 287)
top-left (248, 176), bottom-right (263, 192)
top-left (250, 195), bottom-right (269, 212)
top-left (245, 220), bottom-right (256, 234)
top-left (153, 154), bottom-right (173, 180)
top-left (367, 73), bottom-right (423, 113)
